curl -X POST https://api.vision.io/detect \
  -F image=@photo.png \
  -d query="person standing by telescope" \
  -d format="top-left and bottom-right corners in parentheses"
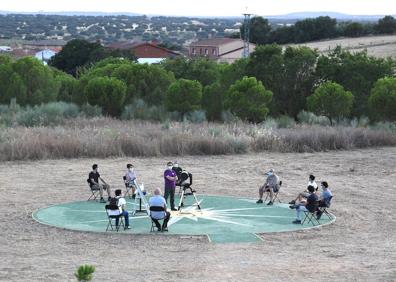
top-left (164, 161), bottom-right (178, 211)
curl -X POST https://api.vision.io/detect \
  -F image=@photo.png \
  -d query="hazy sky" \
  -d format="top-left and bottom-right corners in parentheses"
top-left (1, 0), bottom-right (395, 17)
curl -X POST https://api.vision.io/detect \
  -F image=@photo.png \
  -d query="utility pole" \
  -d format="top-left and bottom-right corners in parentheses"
top-left (242, 12), bottom-right (252, 58)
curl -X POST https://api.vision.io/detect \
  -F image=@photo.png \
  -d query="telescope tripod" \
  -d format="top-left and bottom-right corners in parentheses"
top-left (177, 186), bottom-right (201, 212)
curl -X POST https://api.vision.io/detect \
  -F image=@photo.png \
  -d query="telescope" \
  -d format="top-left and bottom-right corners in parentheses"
top-left (176, 170), bottom-right (201, 211)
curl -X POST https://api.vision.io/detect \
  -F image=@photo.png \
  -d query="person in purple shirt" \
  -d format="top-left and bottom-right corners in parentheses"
top-left (164, 161), bottom-right (178, 211)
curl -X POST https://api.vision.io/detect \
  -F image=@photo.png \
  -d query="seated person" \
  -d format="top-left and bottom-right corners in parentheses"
top-left (113, 189), bottom-right (131, 230)
top-left (125, 163), bottom-right (137, 199)
top-left (89, 164), bottom-right (111, 203)
top-left (257, 169), bottom-right (280, 205)
top-left (292, 185), bottom-right (318, 224)
top-left (149, 188), bottom-right (171, 231)
top-left (316, 181), bottom-right (332, 219)
top-left (289, 174), bottom-right (318, 205)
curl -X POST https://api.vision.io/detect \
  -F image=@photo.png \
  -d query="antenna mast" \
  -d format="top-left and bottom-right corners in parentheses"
top-left (242, 8), bottom-right (252, 58)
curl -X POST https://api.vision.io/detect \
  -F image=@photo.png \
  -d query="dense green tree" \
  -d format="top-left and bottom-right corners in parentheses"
top-left (294, 16), bottom-right (337, 42)
top-left (55, 73), bottom-right (79, 103)
top-left (343, 22), bottom-right (365, 37)
top-left (12, 57), bottom-right (59, 105)
top-left (162, 57), bottom-right (220, 87)
top-left (84, 77), bottom-right (126, 116)
top-left (246, 44), bottom-right (317, 117)
top-left (316, 47), bottom-right (395, 117)
top-left (240, 16), bottom-right (271, 44)
top-left (375, 16), bottom-right (396, 34)
top-left (307, 81), bottom-right (354, 124)
top-left (79, 59), bottom-right (174, 106)
top-left (224, 76), bottom-right (272, 123)
top-left (202, 82), bottom-right (224, 121)
top-left (369, 77), bottom-right (396, 121)
top-left (166, 79), bottom-right (202, 117)
top-left (49, 39), bottom-right (136, 76)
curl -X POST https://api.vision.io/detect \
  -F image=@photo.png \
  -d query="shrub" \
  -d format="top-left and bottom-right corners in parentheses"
top-left (297, 111), bottom-right (331, 126)
top-left (74, 264), bottom-right (95, 282)
top-left (122, 99), bottom-right (169, 121)
top-left (184, 110), bottom-right (207, 123)
top-left (80, 103), bottom-right (102, 118)
top-left (15, 102), bottom-right (80, 127)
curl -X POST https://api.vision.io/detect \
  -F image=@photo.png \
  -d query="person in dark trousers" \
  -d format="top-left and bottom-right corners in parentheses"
top-left (114, 189), bottom-right (131, 230)
top-left (164, 161), bottom-right (178, 211)
top-left (88, 164), bottom-right (111, 203)
top-left (149, 188), bottom-right (171, 231)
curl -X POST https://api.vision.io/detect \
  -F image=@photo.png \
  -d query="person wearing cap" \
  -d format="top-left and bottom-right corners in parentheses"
top-left (88, 164), bottom-right (111, 203)
top-left (257, 168), bottom-right (280, 205)
top-left (289, 174), bottom-right (318, 205)
top-left (125, 163), bottom-right (137, 199)
top-left (164, 161), bottom-right (178, 211)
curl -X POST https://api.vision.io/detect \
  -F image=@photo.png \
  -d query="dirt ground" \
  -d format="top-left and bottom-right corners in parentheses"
top-left (0, 147), bottom-right (395, 281)
top-left (288, 34), bottom-right (396, 58)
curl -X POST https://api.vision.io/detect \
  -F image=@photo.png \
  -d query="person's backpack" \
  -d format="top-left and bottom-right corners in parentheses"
top-left (109, 197), bottom-right (119, 207)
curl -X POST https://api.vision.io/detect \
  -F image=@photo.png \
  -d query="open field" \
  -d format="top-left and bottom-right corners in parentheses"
top-left (288, 35), bottom-right (396, 58)
top-left (1, 147), bottom-right (395, 281)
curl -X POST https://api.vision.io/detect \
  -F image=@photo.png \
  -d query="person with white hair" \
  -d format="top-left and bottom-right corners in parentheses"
top-left (256, 168), bottom-right (280, 205)
top-left (149, 188), bottom-right (171, 231)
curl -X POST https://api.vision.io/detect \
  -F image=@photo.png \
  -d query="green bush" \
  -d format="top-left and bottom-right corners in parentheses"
top-left (16, 102), bottom-right (80, 127)
top-left (80, 103), bottom-right (102, 118)
top-left (74, 264), bottom-right (95, 282)
top-left (185, 110), bottom-right (207, 123)
top-left (122, 99), bottom-right (169, 121)
top-left (297, 110), bottom-right (331, 126)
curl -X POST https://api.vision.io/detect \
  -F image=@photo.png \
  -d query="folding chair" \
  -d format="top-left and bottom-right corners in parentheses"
top-left (317, 196), bottom-right (333, 220)
top-left (149, 206), bottom-right (167, 232)
top-left (264, 181), bottom-right (282, 203)
top-left (87, 179), bottom-right (100, 201)
top-left (105, 204), bottom-right (125, 232)
top-left (122, 176), bottom-right (134, 199)
top-left (302, 201), bottom-right (320, 226)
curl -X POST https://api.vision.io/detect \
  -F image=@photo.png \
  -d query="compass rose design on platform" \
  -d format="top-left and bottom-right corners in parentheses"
top-left (166, 200), bottom-right (292, 228)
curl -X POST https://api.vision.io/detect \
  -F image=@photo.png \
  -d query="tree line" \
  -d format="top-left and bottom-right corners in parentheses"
top-left (238, 15), bottom-right (396, 45)
top-left (0, 41), bottom-right (395, 123)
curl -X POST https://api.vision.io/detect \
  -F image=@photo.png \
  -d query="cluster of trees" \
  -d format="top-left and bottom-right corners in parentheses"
top-left (1, 42), bottom-right (395, 122)
top-left (239, 15), bottom-right (396, 45)
top-left (49, 39), bottom-right (136, 76)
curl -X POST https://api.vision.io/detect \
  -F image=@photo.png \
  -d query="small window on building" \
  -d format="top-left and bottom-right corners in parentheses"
top-left (200, 48), bottom-right (203, 54)
top-left (192, 48), bottom-right (196, 54)
top-left (205, 49), bottom-right (208, 55)
top-left (212, 49), bottom-right (216, 55)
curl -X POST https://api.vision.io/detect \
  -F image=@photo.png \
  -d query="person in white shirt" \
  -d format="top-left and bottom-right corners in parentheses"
top-left (125, 163), bottom-right (137, 199)
top-left (149, 188), bottom-right (171, 231)
top-left (114, 189), bottom-right (131, 230)
top-left (289, 174), bottom-right (318, 205)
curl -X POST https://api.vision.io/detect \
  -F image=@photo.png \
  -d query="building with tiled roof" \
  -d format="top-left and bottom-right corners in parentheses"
top-left (189, 38), bottom-right (256, 63)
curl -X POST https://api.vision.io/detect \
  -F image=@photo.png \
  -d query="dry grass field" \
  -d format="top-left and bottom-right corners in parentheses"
top-left (1, 147), bottom-right (395, 281)
top-left (287, 35), bottom-right (396, 58)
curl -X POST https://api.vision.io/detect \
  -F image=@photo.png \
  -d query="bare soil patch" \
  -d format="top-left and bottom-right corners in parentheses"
top-left (1, 148), bottom-right (395, 281)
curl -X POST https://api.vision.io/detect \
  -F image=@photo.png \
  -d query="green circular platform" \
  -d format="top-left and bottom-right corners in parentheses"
top-left (33, 195), bottom-right (335, 243)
